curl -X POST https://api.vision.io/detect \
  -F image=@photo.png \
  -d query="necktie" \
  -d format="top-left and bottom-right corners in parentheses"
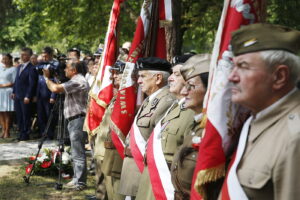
top-left (19, 64), bottom-right (25, 76)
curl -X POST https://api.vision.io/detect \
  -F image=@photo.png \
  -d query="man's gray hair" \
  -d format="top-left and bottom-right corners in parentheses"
top-left (148, 70), bottom-right (170, 85)
top-left (260, 50), bottom-right (300, 84)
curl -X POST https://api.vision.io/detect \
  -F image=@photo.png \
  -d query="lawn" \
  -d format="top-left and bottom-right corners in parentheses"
top-left (0, 164), bottom-right (96, 200)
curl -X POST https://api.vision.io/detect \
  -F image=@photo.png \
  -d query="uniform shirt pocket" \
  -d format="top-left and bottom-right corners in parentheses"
top-left (238, 168), bottom-right (271, 189)
top-left (137, 118), bottom-right (151, 128)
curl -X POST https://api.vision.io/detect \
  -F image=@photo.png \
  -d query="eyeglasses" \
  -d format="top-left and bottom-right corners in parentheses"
top-left (184, 82), bottom-right (202, 91)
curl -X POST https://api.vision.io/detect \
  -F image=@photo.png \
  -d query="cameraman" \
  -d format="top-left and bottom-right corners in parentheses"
top-left (43, 59), bottom-right (89, 191)
top-left (36, 47), bottom-right (59, 139)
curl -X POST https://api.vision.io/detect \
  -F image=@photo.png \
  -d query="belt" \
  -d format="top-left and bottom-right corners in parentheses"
top-left (67, 113), bottom-right (85, 122)
top-left (174, 191), bottom-right (190, 200)
top-left (104, 141), bottom-right (116, 149)
top-left (124, 146), bottom-right (133, 157)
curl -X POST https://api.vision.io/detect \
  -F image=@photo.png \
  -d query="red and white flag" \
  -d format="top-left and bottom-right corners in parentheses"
top-left (110, 0), bottom-right (171, 160)
top-left (191, 0), bottom-right (266, 199)
top-left (85, 0), bottom-right (124, 135)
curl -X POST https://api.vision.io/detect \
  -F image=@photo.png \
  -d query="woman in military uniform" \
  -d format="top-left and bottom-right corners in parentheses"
top-left (170, 54), bottom-right (211, 200)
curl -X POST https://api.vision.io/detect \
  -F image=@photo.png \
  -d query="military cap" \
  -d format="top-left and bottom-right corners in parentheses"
top-left (180, 54), bottom-right (211, 81)
top-left (94, 48), bottom-right (103, 56)
top-left (110, 60), bottom-right (126, 73)
top-left (231, 23), bottom-right (300, 56)
top-left (171, 54), bottom-right (195, 66)
top-left (136, 57), bottom-right (171, 72)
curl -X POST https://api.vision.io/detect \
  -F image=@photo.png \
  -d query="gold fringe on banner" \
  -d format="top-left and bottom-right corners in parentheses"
top-left (194, 164), bottom-right (225, 199)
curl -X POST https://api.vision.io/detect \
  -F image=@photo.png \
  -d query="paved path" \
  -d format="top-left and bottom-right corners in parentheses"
top-left (0, 140), bottom-right (58, 165)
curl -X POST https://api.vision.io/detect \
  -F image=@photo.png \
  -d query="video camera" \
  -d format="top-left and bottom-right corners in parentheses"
top-left (36, 61), bottom-right (58, 77)
top-left (37, 57), bottom-right (69, 83)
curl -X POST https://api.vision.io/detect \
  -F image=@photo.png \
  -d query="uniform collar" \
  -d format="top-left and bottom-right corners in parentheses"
top-left (148, 86), bottom-right (166, 102)
top-left (194, 113), bottom-right (203, 123)
top-left (249, 87), bottom-right (299, 142)
top-left (254, 87), bottom-right (297, 120)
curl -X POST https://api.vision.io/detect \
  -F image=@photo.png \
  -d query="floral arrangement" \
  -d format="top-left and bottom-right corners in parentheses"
top-left (25, 147), bottom-right (73, 177)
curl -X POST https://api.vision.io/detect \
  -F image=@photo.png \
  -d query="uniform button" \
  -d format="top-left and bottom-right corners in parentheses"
top-left (248, 177), bottom-right (253, 185)
top-left (289, 114), bottom-right (295, 120)
top-left (192, 154), bottom-right (196, 158)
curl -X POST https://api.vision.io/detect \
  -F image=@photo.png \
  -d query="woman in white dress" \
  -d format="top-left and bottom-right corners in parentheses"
top-left (0, 54), bottom-right (17, 138)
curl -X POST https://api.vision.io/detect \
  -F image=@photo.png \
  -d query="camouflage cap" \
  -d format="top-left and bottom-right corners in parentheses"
top-left (180, 54), bottom-right (211, 81)
top-left (231, 23), bottom-right (300, 56)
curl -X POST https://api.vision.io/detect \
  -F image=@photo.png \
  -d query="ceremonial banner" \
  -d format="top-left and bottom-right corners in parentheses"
top-left (191, 0), bottom-right (266, 199)
top-left (110, 0), bottom-right (171, 160)
top-left (85, 0), bottom-right (124, 135)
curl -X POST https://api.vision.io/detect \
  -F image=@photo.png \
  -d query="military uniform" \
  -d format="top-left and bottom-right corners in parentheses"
top-left (170, 113), bottom-right (204, 200)
top-left (94, 97), bottom-right (116, 199)
top-left (135, 100), bottom-right (195, 200)
top-left (101, 119), bottom-right (125, 200)
top-left (119, 86), bottom-right (175, 196)
top-left (235, 89), bottom-right (300, 199)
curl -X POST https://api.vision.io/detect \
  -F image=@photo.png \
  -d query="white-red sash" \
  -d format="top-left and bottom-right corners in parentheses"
top-left (221, 117), bottom-right (253, 200)
top-left (147, 118), bottom-right (174, 200)
top-left (129, 116), bottom-right (147, 172)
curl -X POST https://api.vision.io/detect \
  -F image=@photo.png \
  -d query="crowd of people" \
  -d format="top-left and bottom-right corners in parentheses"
top-left (1, 23), bottom-right (300, 200)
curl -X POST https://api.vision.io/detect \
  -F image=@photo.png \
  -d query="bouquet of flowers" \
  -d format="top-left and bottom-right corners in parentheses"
top-left (25, 147), bottom-right (73, 178)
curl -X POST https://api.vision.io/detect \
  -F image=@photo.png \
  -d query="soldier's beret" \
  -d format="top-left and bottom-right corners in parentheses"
top-left (110, 60), bottom-right (126, 73)
top-left (136, 57), bottom-right (171, 72)
top-left (180, 54), bottom-right (211, 81)
top-left (94, 48), bottom-right (103, 56)
top-left (171, 54), bottom-right (195, 66)
top-left (231, 23), bottom-right (300, 56)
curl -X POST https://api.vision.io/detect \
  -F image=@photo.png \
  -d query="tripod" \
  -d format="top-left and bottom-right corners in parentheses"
top-left (23, 93), bottom-right (66, 190)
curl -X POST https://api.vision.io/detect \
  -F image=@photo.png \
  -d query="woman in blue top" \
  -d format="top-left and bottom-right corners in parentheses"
top-left (0, 53), bottom-right (17, 138)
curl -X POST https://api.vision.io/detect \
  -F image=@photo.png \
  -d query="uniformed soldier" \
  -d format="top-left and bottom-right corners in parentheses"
top-left (100, 60), bottom-right (126, 200)
top-left (93, 60), bottom-right (124, 200)
top-left (218, 23), bottom-right (300, 200)
top-left (170, 54), bottom-right (212, 200)
top-left (135, 55), bottom-right (195, 200)
top-left (119, 57), bottom-right (175, 199)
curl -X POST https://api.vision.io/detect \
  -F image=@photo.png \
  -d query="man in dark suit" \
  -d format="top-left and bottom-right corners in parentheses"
top-left (12, 47), bottom-right (38, 141)
top-left (36, 47), bottom-right (59, 139)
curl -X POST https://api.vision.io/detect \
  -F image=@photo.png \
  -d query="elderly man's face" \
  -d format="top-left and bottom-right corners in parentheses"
top-left (168, 64), bottom-right (185, 97)
top-left (229, 52), bottom-right (274, 113)
top-left (137, 70), bottom-right (158, 96)
top-left (180, 76), bottom-right (206, 113)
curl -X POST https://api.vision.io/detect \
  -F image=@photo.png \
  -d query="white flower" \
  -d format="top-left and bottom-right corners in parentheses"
top-left (62, 152), bottom-right (71, 165)
top-left (37, 153), bottom-right (49, 162)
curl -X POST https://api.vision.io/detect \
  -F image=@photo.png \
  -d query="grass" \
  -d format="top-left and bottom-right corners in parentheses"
top-left (0, 164), bottom-right (96, 200)
top-left (0, 126), bottom-right (97, 200)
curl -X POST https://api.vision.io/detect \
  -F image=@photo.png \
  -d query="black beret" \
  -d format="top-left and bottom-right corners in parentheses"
top-left (171, 54), bottom-right (195, 66)
top-left (136, 57), bottom-right (171, 72)
top-left (94, 48), bottom-right (103, 56)
top-left (231, 23), bottom-right (300, 56)
top-left (110, 60), bottom-right (126, 73)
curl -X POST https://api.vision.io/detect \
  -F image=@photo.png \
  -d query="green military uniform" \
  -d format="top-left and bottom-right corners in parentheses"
top-left (135, 100), bottom-right (195, 200)
top-left (94, 97), bottom-right (116, 199)
top-left (170, 113), bottom-right (204, 200)
top-left (101, 119), bottom-right (125, 200)
top-left (119, 86), bottom-right (175, 197)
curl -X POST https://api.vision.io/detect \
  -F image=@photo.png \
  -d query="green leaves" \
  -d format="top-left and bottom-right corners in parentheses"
top-left (1, 0), bottom-right (300, 54)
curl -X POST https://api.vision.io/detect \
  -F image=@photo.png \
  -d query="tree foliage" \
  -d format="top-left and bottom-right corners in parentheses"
top-left (0, 0), bottom-right (300, 54)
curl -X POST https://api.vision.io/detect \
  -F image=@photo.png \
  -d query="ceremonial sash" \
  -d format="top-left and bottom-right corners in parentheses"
top-left (129, 115), bottom-right (147, 173)
top-left (221, 117), bottom-right (253, 200)
top-left (147, 104), bottom-right (175, 200)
